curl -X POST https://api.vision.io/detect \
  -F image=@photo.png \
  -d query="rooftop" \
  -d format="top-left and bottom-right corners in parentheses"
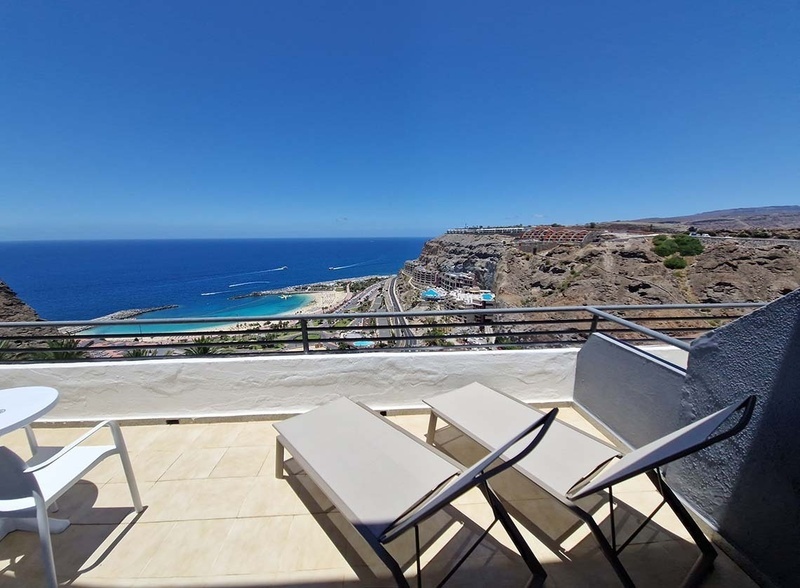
top-left (1, 408), bottom-right (755, 587)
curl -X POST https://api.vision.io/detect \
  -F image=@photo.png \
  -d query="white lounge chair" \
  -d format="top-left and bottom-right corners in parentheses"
top-left (424, 382), bottom-right (756, 587)
top-left (0, 420), bottom-right (142, 588)
top-left (274, 396), bottom-right (558, 587)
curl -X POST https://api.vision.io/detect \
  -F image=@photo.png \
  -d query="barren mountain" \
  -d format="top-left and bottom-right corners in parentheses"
top-left (631, 206), bottom-right (800, 231)
top-left (0, 281), bottom-right (57, 339)
top-left (409, 234), bottom-right (800, 309)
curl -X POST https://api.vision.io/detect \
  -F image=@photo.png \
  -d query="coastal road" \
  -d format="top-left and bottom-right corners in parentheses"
top-left (386, 277), bottom-right (415, 347)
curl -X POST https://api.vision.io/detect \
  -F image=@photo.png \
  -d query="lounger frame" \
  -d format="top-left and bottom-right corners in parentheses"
top-left (424, 384), bottom-right (756, 588)
top-left (275, 397), bottom-right (557, 587)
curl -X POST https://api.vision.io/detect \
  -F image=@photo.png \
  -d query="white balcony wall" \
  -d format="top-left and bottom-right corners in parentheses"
top-left (0, 348), bottom-right (582, 422)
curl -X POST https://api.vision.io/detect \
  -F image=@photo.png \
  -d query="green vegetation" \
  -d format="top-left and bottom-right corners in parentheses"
top-left (652, 234), bottom-right (704, 257)
top-left (348, 277), bottom-right (384, 292)
top-left (41, 339), bottom-right (87, 360)
top-left (663, 255), bottom-right (688, 270)
top-left (123, 347), bottom-right (157, 358)
top-left (424, 327), bottom-right (452, 347)
top-left (0, 340), bottom-right (22, 361)
top-left (653, 234), bottom-right (703, 268)
top-left (184, 336), bottom-right (216, 355)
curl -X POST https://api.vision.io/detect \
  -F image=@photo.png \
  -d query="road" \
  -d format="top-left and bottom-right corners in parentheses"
top-left (385, 276), bottom-right (415, 346)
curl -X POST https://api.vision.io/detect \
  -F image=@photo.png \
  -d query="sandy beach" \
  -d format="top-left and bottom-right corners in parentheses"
top-left (89, 288), bottom-right (355, 352)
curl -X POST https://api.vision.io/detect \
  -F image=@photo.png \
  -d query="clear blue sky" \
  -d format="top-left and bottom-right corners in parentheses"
top-left (1, 1), bottom-right (797, 240)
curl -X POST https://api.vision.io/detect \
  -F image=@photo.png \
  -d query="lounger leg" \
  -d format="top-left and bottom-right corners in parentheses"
top-left (275, 438), bottom-right (285, 479)
top-left (479, 482), bottom-right (547, 588)
top-left (425, 413), bottom-right (438, 445)
top-left (647, 471), bottom-right (716, 587)
top-left (366, 536), bottom-right (410, 588)
top-left (568, 504), bottom-right (636, 588)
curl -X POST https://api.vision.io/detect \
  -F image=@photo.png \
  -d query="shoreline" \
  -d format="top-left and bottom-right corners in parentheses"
top-left (59, 305), bottom-right (180, 334)
top-left (75, 275), bottom-right (389, 339)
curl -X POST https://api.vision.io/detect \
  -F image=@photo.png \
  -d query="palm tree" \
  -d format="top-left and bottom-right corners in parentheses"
top-left (0, 340), bottom-right (24, 361)
top-left (184, 336), bottom-right (216, 355)
top-left (41, 339), bottom-right (87, 360)
top-left (123, 347), bottom-right (157, 358)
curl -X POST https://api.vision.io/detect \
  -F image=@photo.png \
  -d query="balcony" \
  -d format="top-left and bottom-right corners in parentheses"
top-left (0, 408), bottom-right (756, 587)
top-left (1, 294), bottom-right (798, 586)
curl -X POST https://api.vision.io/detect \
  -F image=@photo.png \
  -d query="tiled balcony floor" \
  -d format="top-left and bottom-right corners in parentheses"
top-left (0, 409), bottom-right (756, 587)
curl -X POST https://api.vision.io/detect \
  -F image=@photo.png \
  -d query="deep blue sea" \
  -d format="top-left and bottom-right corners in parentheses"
top-left (0, 238), bottom-right (429, 323)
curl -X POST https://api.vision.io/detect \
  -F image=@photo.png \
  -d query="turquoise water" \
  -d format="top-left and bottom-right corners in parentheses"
top-left (86, 293), bottom-right (312, 335)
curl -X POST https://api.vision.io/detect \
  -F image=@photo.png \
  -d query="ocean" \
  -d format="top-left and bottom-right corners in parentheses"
top-left (0, 238), bottom-right (429, 323)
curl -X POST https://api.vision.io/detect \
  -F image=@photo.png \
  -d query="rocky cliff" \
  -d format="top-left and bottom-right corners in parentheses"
top-left (0, 281), bottom-right (55, 339)
top-left (411, 234), bottom-right (800, 308)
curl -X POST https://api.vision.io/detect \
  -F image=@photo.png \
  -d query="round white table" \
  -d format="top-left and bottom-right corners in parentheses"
top-left (0, 386), bottom-right (59, 436)
top-left (0, 386), bottom-right (69, 541)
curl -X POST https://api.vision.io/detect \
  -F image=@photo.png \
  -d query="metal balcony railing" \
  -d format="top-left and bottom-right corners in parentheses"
top-left (0, 303), bottom-right (763, 362)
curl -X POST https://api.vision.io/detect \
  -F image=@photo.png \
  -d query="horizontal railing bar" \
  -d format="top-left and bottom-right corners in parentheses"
top-left (586, 307), bottom-right (692, 351)
top-left (0, 302), bottom-right (764, 329)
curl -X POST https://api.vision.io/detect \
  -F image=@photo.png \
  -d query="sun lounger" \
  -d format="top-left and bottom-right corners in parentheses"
top-left (424, 382), bottom-right (756, 588)
top-left (274, 396), bottom-right (558, 587)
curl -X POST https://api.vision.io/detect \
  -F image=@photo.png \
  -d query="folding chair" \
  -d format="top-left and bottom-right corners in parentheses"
top-left (274, 396), bottom-right (558, 587)
top-left (424, 382), bottom-right (756, 587)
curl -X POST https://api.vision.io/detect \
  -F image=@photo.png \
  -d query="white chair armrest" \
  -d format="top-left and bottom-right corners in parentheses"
top-left (24, 420), bottom-right (118, 473)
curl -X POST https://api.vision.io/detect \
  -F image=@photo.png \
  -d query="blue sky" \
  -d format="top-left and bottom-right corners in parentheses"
top-left (1, 1), bottom-right (797, 240)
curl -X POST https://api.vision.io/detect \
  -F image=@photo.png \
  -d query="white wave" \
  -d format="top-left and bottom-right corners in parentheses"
top-left (328, 259), bottom-right (380, 271)
top-left (200, 291), bottom-right (224, 296)
top-left (228, 280), bottom-right (271, 288)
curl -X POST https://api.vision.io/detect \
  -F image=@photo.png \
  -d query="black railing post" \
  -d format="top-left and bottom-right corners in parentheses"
top-left (589, 314), bottom-right (599, 333)
top-left (300, 319), bottom-right (310, 354)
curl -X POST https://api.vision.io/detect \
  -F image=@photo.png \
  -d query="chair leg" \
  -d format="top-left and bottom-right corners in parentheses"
top-left (480, 483), bottom-right (548, 587)
top-left (646, 471), bottom-right (717, 587)
top-left (569, 504), bottom-right (636, 588)
top-left (275, 439), bottom-right (285, 479)
top-left (35, 493), bottom-right (58, 588)
top-left (109, 422), bottom-right (143, 512)
top-left (425, 413), bottom-right (439, 445)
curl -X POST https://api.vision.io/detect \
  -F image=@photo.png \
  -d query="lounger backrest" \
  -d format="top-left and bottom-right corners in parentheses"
top-left (568, 395), bottom-right (756, 499)
top-left (381, 408), bottom-right (558, 543)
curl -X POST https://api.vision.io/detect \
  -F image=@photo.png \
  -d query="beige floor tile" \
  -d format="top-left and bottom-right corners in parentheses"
top-left (140, 477), bottom-right (256, 522)
top-left (68, 481), bottom-right (151, 525)
top-left (239, 470), bottom-right (333, 518)
top-left (110, 449), bottom-right (181, 483)
top-left (260, 568), bottom-right (346, 587)
top-left (213, 516), bottom-right (293, 574)
top-left (140, 519), bottom-right (235, 577)
top-left (74, 521), bottom-right (175, 580)
top-left (160, 447), bottom-right (226, 480)
top-left (280, 514), bottom-right (352, 572)
top-left (191, 422), bottom-right (246, 448)
top-left (391, 414), bottom-right (431, 440)
top-left (231, 421), bottom-right (277, 447)
top-left (112, 424), bottom-right (168, 452)
top-left (552, 407), bottom-right (610, 440)
top-left (140, 424), bottom-right (204, 452)
top-left (79, 454), bottom-right (130, 486)
top-left (209, 446), bottom-right (270, 478)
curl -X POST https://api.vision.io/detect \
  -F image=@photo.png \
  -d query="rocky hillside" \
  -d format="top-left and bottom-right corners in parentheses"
top-left (410, 234), bottom-right (800, 308)
top-left (632, 205), bottom-right (800, 231)
top-left (0, 281), bottom-right (55, 339)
